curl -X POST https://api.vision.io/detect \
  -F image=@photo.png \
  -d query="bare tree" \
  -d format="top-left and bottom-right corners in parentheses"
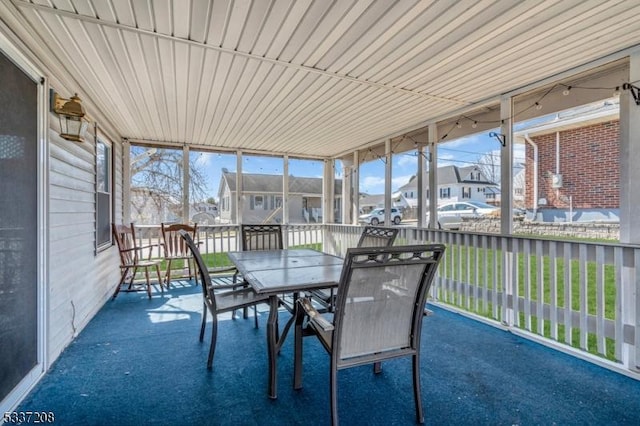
top-left (475, 149), bottom-right (525, 185)
top-left (130, 146), bottom-right (208, 222)
top-left (475, 150), bottom-right (501, 183)
top-left (513, 168), bottom-right (526, 208)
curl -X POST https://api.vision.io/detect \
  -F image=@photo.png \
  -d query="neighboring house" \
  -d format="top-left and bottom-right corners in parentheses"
top-left (515, 99), bottom-right (619, 222)
top-left (398, 165), bottom-right (496, 209)
top-left (513, 168), bottom-right (526, 207)
top-left (132, 193), bottom-right (219, 225)
top-left (130, 187), bottom-right (181, 224)
top-left (484, 168), bottom-right (527, 208)
top-left (190, 202), bottom-right (218, 225)
top-left (218, 170), bottom-right (342, 224)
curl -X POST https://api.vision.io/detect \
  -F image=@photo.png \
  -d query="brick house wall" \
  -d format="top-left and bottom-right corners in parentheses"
top-left (525, 120), bottom-right (619, 209)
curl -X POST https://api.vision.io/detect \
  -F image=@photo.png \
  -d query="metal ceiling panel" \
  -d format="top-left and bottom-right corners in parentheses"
top-left (4, 0), bottom-right (640, 158)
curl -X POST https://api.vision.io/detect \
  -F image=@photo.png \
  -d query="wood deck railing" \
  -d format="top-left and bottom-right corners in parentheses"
top-left (134, 223), bottom-right (640, 378)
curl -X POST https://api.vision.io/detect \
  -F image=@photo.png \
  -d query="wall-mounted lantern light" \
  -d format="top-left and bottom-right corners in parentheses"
top-left (51, 91), bottom-right (87, 142)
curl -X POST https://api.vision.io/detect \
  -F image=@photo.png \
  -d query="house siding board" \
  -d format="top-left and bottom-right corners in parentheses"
top-left (49, 197), bottom-right (94, 213)
top-left (525, 120), bottom-right (620, 210)
top-left (49, 172), bottom-right (95, 193)
top-left (49, 141), bottom-right (94, 170)
top-left (49, 222), bottom-right (95, 243)
top-left (49, 212), bottom-right (93, 227)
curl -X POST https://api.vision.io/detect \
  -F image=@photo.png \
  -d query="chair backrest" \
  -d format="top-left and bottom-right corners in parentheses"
top-left (179, 230), bottom-right (217, 309)
top-left (332, 244), bottom-right (445, 366)
top-left (161, 223), bottom-right (198, 257)
top-left (241, 224), bottom-right (283, 251)
top-left (357, 226), bottom-right (399, 248)
top-left (112, 223), bottom-right (139, 266)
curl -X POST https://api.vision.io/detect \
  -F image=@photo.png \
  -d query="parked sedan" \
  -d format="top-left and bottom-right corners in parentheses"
top-left (358, 207), bottom-right (403, 225)
top-left (427, 201), bottom-right (499, 230)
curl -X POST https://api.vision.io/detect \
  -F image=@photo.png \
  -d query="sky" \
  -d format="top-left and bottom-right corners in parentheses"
top-left (188, 130), bottom-right (526, 202)
top-left (136, 100), bottom-right (616, 203)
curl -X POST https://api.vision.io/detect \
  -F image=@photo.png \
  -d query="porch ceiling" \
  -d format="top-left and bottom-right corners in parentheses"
top-left (4, 0), bottom-right (640, 158)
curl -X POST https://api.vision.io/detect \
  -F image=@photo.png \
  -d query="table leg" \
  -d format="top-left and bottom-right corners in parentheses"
top-left (267, 295), bottom-right (279, 399)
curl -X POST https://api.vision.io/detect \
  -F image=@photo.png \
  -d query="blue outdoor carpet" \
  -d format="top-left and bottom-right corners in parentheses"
top-left (16, 282), bottom-right (640, 425)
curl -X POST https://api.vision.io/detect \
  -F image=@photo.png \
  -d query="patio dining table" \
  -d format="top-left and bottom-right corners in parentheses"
top-left (227, 248), bottom-right (343, 399)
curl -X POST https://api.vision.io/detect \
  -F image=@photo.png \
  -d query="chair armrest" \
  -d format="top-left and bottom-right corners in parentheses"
top-left (209, 269), bottom-right (248, 290)
top-left (299, 298), bottom-right (334, 332)
top-left (137, 243), bottom-right (160, 259)
top-left (138, 243), bottom-right (159, 250)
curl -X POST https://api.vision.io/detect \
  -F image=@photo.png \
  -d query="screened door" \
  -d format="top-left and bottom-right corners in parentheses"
top-left (0, 50), bottom-right (39, 404)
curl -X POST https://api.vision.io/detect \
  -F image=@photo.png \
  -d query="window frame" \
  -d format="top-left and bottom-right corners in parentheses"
top-left (251, 195), bottom-right (264, 210)
top-left (95, 135), bottom-right (113, 252)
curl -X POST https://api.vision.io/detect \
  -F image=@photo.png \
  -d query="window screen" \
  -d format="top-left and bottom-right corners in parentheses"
top-left (0, 50), bottom-right (38, 402)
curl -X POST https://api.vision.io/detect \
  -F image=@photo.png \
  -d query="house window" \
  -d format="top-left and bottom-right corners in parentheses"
top-left (439, 188), bottom-right (450, 199)
top-left (96, 138), bottom-right (112, 250)
top-left (251, 195), bottom-right (264, 210)
top-left (462, 187), bottom-right (471, 199)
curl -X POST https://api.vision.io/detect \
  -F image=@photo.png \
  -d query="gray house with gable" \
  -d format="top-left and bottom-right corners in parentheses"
top-left (218, 170), bottom-right (342, 224)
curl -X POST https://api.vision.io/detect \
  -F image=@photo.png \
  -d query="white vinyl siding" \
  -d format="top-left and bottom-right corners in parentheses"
top-left (47, 127), bottom-right (121, 363)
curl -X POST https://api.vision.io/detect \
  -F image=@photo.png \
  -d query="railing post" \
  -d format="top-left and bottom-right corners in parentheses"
top-left (502, 236), bottom-right (515, 327)
top-left (621, 247), bottom-right (640, 372)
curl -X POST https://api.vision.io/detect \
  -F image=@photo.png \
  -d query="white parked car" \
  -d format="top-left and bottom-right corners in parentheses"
top-left (427, 201), bottom-right (499, 230)
top-left (358, 207), bottom-right (403, 225)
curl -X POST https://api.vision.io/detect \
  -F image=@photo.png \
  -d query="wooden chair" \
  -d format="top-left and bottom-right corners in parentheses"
top-left (293, 244), bottom-right (445, 425)
top-left (179, 230), bottom-right (270, 370)
top-left (160, 222), bottom-right (198, 287)
top-left (310, 226), bottom-right (399, 311)
top-left (111, 223), bottom-right (163, 299)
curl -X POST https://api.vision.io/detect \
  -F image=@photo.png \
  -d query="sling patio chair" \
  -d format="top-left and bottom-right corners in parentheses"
top-left (198, 224), bottom-right (283, 343)
top-left (111, 222), bottom-right (163, 299)
top-left (241, 223), bottom-right (296, 311)
top-left (293, 243), bottom-right (445, 425)
top-left (310, 225), bottom-right (399, 312)
top-left (179, 230), bottom-right (270, 370)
